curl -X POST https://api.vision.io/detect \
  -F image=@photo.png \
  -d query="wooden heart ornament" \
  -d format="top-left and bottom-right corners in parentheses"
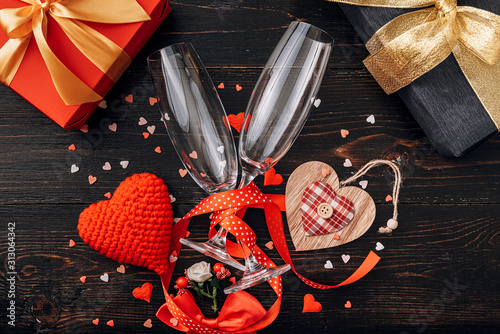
top-left (78, 173), bottom-right (173, 274)
top-left (285, 161), bottom-right (376, 251)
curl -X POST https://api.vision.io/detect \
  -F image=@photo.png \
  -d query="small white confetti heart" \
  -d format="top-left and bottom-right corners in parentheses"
top-left (343, 159), bottom-right (352, 168)
top-left (169, 194), bottom-right (176, 203)
top-left (108, 123), bottom-right (117, 132)
top-left (70, 164), bottom-right (79, 174)
top-left (313, 98), bottom-right (321, 108)
top-left (164, 113), bottom-right (170, 121)
top-left (100, 273), bottom-right (109, 282)
top-left (98, 100), bottom-right (107, 109)
top-left (375, 242), bottom-right (385, 251)
top-left (366, 115), bottom-right (375, 124)
top-left (324, 260), bottom-right (333, 269)
top-left (120, 161), bottom-right (129, 169)
top-left (359, 180), bottom-right (368, 189)
top-left (217, 146), bottom-right (224, 153)
top-left (169, 253), bottom-right (178, 263)
top-left (147, 125), bottom-right (156, 134)
top-left (102, 162), bottom-right (111, 171)
top-left (341, 254), bottom-right (350, 263)
top-left (138, 117), bottom-right (147, 126)
top-left (173, 218), bottom-right (181, 223)
top-left (219, 160), bottom-right (227, 168)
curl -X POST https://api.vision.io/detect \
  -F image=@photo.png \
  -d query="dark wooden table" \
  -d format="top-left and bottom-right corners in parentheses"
top-left (1, 1), bottom-right (499, 333)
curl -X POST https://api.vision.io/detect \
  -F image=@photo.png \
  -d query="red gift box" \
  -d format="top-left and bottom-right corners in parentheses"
top-left (0, 0), bottom-right (171, 129)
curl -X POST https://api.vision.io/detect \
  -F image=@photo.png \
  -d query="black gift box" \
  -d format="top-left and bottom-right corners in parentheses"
top-left (338, 1), bottom-right (499, 157)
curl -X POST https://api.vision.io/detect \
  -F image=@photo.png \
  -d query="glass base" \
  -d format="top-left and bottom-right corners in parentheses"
top-left (223, 263), bottom-right (291, 294)
top-left (179, 238), bottom-right (246, 271)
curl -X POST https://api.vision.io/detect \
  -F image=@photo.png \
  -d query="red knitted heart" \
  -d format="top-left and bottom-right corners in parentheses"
top-left (78, 173), bottom-right (173, 275)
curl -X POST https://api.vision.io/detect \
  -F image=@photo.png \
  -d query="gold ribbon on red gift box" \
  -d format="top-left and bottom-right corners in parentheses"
top-left (0, 0), bottom-right (150, 106)
top-left (328, 0), bottom-right (500, 128)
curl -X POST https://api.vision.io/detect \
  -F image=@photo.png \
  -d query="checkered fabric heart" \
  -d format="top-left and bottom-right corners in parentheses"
top-left (301, 181), bottom-right (355, 236)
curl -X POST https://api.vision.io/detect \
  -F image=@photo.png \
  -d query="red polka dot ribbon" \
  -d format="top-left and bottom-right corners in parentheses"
top-left (158, 183), bottom-right (380, 333)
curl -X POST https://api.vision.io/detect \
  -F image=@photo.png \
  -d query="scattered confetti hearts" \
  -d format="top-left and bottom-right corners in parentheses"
top-left (341, 129), bottom-right (349, 138)
top-left (321, 168), bottom-right (330, 177)
top-left (169, 251), bottom-right (178, 263)
top-left (70, 164), bottom-right (79, 174)
top-left (88, 175), bottom-right (97, 185)
top-left (386, 194), bottom-right (393, 202)
top-left (116, 265), bottom-right (125, 274)
top-left (68, 144), bottom-right (76, 151)
top-left (79, 124), bottom-right (89, 133)
top-left (144, 319), bottom-right (153, 328)
top-left (149, 97), bottom-right (158, 106)
top-left (170, 318), bottom-right (179, 326)
top-left (92, 318), bottom-right (99, 325)
top-left (324, 260), bottom-right (333, 269)
top-left (104, 192), bottom-right (111, 199)
top-left (155, 146), bottom-right (161, 154)
top-left (302, 294), bottom-right (322, 313)
top-left (143, 132), bottom-right (150, 139)
top-left (107, 320), bottom-right (114, 327)
top-left (147, 125), bottom-right (156, 134)
top-left (100, 273), bottom-right (109, 282)
top-left (264, 168), bottom-right (283, 186)
top-left (218, 83), bottom-right (225, 89)
top-left (133, 282), bottom-right (153, 303)
top-left (108, 123), bottom-right (117, 132)
top-left (333, 234), bottom-right (340, 240)
top-left (69, 239), bottom-right (76, 247)
top-left (341, 254), bottom-right (350, 263)
top-left (125, 94), bottom-right (133, 103)
top-left (189, 151), bottom-right (198, 159)
top-left (169, 194), bottom-right (176, 203)
top-left (138, 117), bottom-right (147, 126)
top-left (359, 180), bottom-right (368, 189)
top-left (343, 159), bottom-right (352, 168)
top-left (99, 100), bottom-right (107, 109)
top-left (80, 276), bottom-right (86, 283)
top-left (313, 98), bottom-right (321, 108)
top-left (265, 241), bottom-right (274, 250)
top-left (102, 162), bottom-right (111, 171)
top-left (375, 242), bottom-right (385, 251)
top-left (235, 84), bottom-right (243, 91)
top-left (217, 145), bottom-right (224, 153)
top-left (120, 161), bottom-right (129, 169)
top-left (366, 115), bottom-right (375, 124)
top-left (179, 169), bottom-right (187, 178)
top-left (345, 301), bottom-right (352, 308)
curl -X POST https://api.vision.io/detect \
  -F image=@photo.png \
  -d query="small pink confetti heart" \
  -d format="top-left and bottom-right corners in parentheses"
top-left (179, 169), bottom-right (187, 177)
top-left (104, 192), bottom-right (111, 199)
top-left (98, 100), bottom-right (107, 109)
top-left (143, 132), bottom-right (150, 139)
top-left (341, 129), bottom-right (349, 138)
top-left (170, 318), bottom-right (178, 326)
top-left (80, 124), bottom-right (89, 133)
top-left (385, 194), bottom-right (393, 202)
top-left (149, 97), bottom-right (158, 106)
top-left (321, 168), bottom-right (330, 177)
top-left (69, 239), bottom-right (76, 247)
top-left (343, 159), bottom-right (352, 168)
top-left (106, 320), bottom-right (114, 327)
top-left (147, 125), bottom-right (156, 134)
top-left (116, 265), bottom-right (125, 274)
top-left (138, 117), bottom-right (147, 126)
top-left (265, 241), bottom-right (274, 249)
top-left (173, 218), bottom-right (181, 223)
top-left (92, 318), bottom-right (99, 325)
top-left (120, 161), bottom-right (129, 169)
top-left (102, 162), bottom-right (111, 171)
top-left (324, 260), bottom-right (333, 269)
top-left (366, 115), bottom-right (375, 124)
top-left (68, 144), bottom-right (76, 151)
top-left (100, 273), bottom-right (109, 282)
top-left (125, 94), bottom-right (133, 103)
top-left (155, 146), bottom-right (161, 154)
top-left (189, 151), bottom-right (198, 159)
top-left (80, 276), bottom-right (86, 283)
top-left (359, 180), bottom-right (368, 189)
top-left (108, 123), bottom-right (117, 132)
top-left (88, 175), bottom-right (97, 185)
top-left (169, 251), bottom-right (178, 263)
top-left (235, 84), bottom-right (243, 91)
top-left (218, 83), bottom-right (225, 89)
top-left (345, 301), bottom-right (352, 308)
top-left (341, 254), bottom-right (350, 263)
top-left (333, 234), bottom-right (340, 240)
top-left (169, 194), bottom-right (176, 203)
top-left (144, 319), bottom-right (153, 328)
top-left (70, 164), bottom-right (79, 174)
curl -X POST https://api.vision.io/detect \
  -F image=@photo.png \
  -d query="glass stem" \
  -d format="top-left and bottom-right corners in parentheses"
top-left (239, 169), bottom-right (260, 188)
top-left (238, 239), bottom-right (265, 274)
top-left (206, 227), bottom-right (228, 247)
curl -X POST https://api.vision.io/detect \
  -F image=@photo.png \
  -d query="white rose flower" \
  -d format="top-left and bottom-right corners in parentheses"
top-left (187, 261), bottom-right (213, 283)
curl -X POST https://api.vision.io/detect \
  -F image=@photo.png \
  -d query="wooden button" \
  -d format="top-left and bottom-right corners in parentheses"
top-left (317, 203), bottom-right (333, 219)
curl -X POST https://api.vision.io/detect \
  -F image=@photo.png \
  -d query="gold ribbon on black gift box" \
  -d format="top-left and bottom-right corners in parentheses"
top-left (328, 0), bottom-right (500, 128)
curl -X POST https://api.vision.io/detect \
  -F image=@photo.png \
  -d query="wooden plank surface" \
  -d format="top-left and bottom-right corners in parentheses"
top-left (0, 0), bottom-right (499, 333)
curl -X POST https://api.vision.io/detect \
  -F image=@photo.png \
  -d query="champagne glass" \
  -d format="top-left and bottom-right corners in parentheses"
top-left (148, 42), bottom-right (245, 271)
top-left (224, 21), bottom-right (333, 293)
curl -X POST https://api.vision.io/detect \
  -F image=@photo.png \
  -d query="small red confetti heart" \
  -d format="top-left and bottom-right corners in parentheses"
top-left (125, 94), bottom-right (133, 103)
top-left (344, 300), bottom-right (352, 308)
top-left (116, 265), bottom-right (125, 274)
top-left (104, 192), bottom-right (111, 199)
top-left (149, 97), bottom-right (158, 106)
top-left (179, 169), bottom-right (187, 178)
top-left (155, 146), bottom-right (161, 154)
top-left (302, 294), bottom-right (322, 313)
top-left (264, 168), bottom-right (283, 186)
top-left (107, 320), bottom-right (114, 327)
top-left (68, 144), bottom-right (76, 151)
top-left (170, 318), bottom-right (179, 326)
top-left (227, 113), bottom-right (245, 133)
top-left (235, 84), bottom-right (243, 91)
top-left (69, 239), bottom-right (76, 247)
top-left (133, 282), bottom-right (153, 303)
top-left (185, 231), bottom-right (190, 237)
top-left (218, 83), bottom-right (225, 89)
top-left (88, 175), bottom-right (97, 185)
top-left (143, 319), bottom-right (153, 328)
top-left (189, 151), bottom-right (198, 159)
top-left (143, 132), bottom-right (150, 139)
top-left (341, 129), bottom-right (349, 138)
top-left (321, 168), bottom-right (330, 177)
top-left (229, 277), bottom-right (236, 284)
top-left (92, 318), bottom-right (99, 325)
top-left (385, 195), bottom-right (393, 202)
top-left (200, 173), bottom-right (207, 177)
top-left (333, 234), bottom-right (340, 240)
top-left (80, 276), bottom-right (86, 283)
top-left (79, 124), bottom-right (89, 133)
top-left (265, 241), bottom-right (274, 249)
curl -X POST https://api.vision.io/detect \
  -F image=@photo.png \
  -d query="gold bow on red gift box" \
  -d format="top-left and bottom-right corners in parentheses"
top-left (0, 0), bottom-right (150, 105)
top-left (329, 0), bottom-right (500, 128)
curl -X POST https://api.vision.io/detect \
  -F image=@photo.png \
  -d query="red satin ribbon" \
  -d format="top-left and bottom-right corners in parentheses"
top-left (158, 183), bottom-right (380, 333)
